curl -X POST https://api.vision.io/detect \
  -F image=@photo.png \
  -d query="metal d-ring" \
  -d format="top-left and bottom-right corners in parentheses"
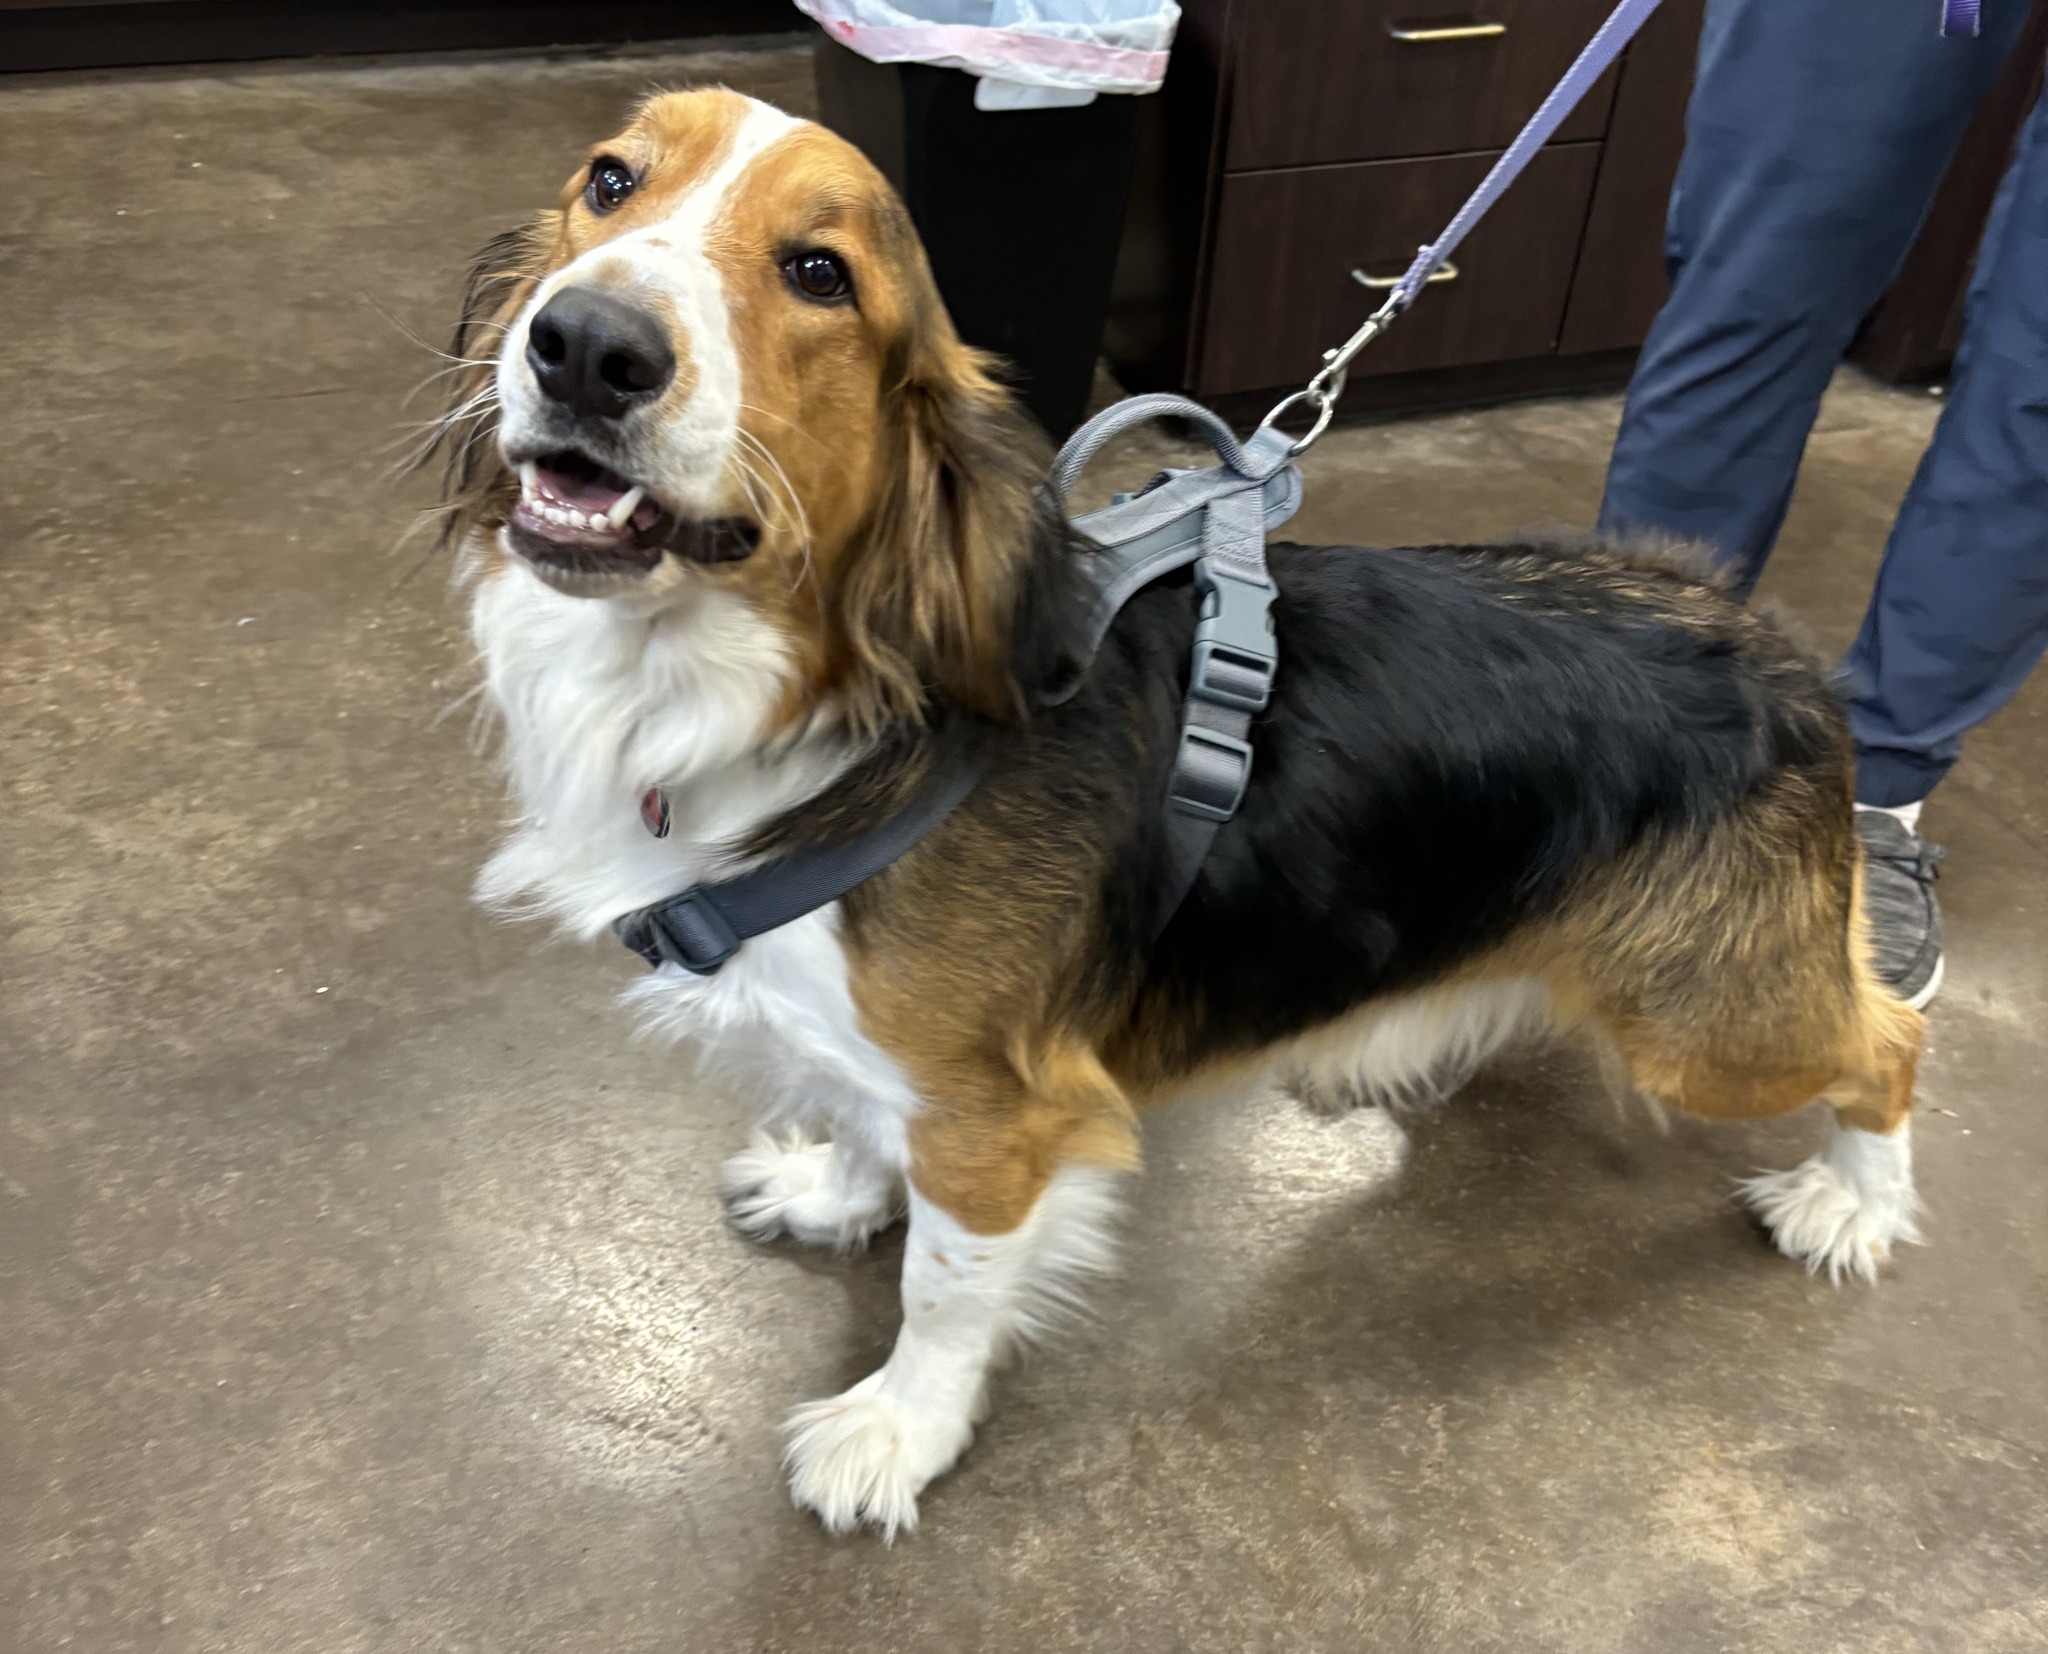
top-left (1256, 387), bottom-right (1338, 457)
top-left (1254, 289), bottom-right (1405, 457)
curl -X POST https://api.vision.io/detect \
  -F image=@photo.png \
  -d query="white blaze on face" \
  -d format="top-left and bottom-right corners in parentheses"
top-left (496, 98), bottom-right (802, 515)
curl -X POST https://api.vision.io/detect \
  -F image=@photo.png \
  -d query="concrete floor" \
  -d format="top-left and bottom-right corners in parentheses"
top-left (4, 37), bottom-right (2046, 1654)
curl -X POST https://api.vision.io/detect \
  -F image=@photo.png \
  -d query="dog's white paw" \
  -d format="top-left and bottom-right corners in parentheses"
top-left (782, 1372), bottom-right (974, 1540)
top-left (719, 1132), bottom-right (899, 1251)
top-left (1737, 1124), bottom-right (1922, 1286)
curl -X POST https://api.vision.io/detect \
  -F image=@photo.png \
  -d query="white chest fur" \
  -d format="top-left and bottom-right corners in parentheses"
top-left (467, 559), bottom-right (921, 1164)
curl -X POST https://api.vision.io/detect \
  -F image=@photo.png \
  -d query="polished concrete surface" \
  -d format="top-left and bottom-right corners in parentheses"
top-left (4, 40), bottom-right (2046, 1654)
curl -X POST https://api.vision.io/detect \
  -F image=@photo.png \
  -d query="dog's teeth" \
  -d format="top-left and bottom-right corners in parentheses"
top-left (605, 486), bottom-right (645, 530)
top-left (518, 460), bottom-right (539, 500)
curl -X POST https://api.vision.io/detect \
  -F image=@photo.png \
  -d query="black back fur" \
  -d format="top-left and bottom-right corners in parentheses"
top-left (855, 533), bottom-right (1851, 1074)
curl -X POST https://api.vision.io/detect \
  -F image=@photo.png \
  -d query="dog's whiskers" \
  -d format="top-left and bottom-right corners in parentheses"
top-left (732, 427), bottom-right (814, 591)
top-left (400, 358), bottom-right (497, 408)
top-left (731, 455), bottom-right (779, 551)
top-left (738, 401), bottom-right (828, 453)
top-left (736, 429), bottom-right (808, 539)
top-left (364, 292), bottom-right (512, 366)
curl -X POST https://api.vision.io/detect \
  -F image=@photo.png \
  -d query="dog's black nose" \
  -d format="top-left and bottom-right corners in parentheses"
top-left (525, 287), bottom-right (675, 420)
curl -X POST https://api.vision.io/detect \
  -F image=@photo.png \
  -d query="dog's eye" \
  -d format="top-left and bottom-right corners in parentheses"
top-left (784, 250), bottom-right (853, 303)
top-left (585, 158), bottom-right (636, 214)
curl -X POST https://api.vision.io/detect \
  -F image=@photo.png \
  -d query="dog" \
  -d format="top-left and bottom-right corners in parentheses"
top-left (424, 87), bottom-right (1925, 1538)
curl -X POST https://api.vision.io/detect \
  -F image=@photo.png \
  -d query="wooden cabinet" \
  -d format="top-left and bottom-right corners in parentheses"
top-left (1106, 0), bottom-right (1708, 418)
top-left (1225, 0), bottom-right (1624, 170)
top-left (1199, 144), bottom-right (1604, 393)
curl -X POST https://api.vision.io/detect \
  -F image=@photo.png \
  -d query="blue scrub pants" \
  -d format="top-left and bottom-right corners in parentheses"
top-left (1599, 0), bottom-right (2048, 805)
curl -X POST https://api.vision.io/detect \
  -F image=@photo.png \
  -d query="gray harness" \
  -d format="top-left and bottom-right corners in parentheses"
top-left (1054, 394), bottom-right (1302, 925)
top-left (614, 393), bottom-right (1299, 973)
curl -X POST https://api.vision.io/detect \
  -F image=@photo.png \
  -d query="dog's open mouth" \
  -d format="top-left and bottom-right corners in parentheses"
top-left (507, 450), bottom-right (761, 574)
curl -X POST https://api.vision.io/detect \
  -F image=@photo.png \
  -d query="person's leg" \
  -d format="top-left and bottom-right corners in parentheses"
top-left (1843, 79), bottom-right (2048, 808)
top-left (1600, 0), bottom-right (2030, 590)
top-left (1838, 74), bottom-right (2048, 1009)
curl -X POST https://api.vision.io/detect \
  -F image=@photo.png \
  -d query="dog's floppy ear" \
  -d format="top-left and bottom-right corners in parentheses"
top-left (420, 213), bottom-right (557, 551)
top-left (834, 315), bottom-right (1064, 730)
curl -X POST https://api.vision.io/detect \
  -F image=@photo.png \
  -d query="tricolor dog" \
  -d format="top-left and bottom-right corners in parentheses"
top-left (425, 88), bottom-right (1925, 1538)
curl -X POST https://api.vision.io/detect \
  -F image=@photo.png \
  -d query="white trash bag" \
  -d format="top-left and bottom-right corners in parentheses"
top-left (795, 1), bottom-right (1181, 108)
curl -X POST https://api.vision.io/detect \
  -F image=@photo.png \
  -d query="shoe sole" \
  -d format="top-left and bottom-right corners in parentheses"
top-left (1901, 952), bottom-right (1945, 1014)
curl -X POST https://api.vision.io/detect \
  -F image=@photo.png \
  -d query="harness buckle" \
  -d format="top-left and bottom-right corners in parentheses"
top-left (1169, 724), bottom-right (1255, 822)
top-left (619, 889), bottom-right (742, 975)
top-left (1190, 556), bottom-right (1277, 714)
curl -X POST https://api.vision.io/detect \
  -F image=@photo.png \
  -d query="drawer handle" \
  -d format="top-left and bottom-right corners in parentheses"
top-left (1352, 261), bottom-right (1460, 291)
top-left (1386, 21), bottom-right (1508, 42)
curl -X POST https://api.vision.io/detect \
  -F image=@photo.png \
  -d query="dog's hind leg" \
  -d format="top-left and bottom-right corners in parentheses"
top-left (1589, 915), bottom-right (1926, 1285)
top-left (1565, 791), bottom-right (1928, 1283)
top-left (781, 1034), bottom-right (1133, 1538)
top-left (1733, 972), bottom-right (1925, 1285)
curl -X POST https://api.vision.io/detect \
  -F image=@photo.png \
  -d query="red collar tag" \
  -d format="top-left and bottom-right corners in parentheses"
top-left (639, 786), bottom-right (671, 839)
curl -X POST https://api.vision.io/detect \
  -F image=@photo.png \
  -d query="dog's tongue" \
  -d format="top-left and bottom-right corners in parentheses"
top-left (520, 459), bottom-right (663, 535)
top-left (535, 461), bottom-right (628, 514)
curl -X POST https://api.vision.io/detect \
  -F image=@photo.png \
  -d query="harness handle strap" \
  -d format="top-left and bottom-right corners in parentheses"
top-left (1051, 392), bottom-right (1291, 503)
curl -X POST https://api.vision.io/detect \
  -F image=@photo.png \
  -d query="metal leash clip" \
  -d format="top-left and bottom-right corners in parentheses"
top-left (1255, 288), bottom-right (1405, 457)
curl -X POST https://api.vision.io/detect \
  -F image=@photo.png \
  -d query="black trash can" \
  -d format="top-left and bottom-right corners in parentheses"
top-left (814, 34), bottom-right (1144, 440)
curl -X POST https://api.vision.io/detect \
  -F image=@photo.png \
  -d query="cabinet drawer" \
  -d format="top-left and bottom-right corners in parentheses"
top-left (1195, 145), bottom-right (1602, 396)
top-left (1226, 0), bottom-right (1622, 171)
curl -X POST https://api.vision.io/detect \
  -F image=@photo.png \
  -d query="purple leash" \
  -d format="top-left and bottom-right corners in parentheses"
top-left (1397, 0), bottom-right (1989, 300)
top-left (1393, 0), bottom-right (1986, 302)
top-left (1258, 0), bottom-right (1667, 451)
top-left (1257, 0), bottom-right (1985, 455)
top-left (1386, 0), bottom-right (1667, 312)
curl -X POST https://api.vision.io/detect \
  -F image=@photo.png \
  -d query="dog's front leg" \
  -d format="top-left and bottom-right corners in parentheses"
top-left (782, 1169), bottom-right (1120, 1539)
top-left (720, 1113), bottom-right (902, 1252)
top-left (782, 1037), bottom-right (1132, 1539)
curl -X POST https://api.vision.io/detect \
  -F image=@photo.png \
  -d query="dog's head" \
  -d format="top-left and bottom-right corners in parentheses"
top-left (434, 87), bottom-right (1063, 730)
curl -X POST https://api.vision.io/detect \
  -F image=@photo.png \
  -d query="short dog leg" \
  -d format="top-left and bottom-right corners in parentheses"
top-left (1737, 1008), bottom-right (1924, 1285)
top-left (1739, 1112), bottom-right (1923, 1285)
top-left (720, 1127), bottom-right (901, 1252)
top-left (782, 1167), bottom-right (1119, 1539)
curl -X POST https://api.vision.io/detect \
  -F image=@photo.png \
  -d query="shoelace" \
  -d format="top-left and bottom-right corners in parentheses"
top-left (1870, 839), bottom-right (1947, 885)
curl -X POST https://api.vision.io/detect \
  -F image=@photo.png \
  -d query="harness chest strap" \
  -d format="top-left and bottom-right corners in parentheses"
top-left (615, 752), bottom-right (990, 974)
top-left (1039, 397), bottom-right (1299, 930)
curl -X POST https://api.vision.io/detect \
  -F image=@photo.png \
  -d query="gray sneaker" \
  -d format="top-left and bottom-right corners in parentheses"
top-left (1855, 810), bottom-right (1946, 1010)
